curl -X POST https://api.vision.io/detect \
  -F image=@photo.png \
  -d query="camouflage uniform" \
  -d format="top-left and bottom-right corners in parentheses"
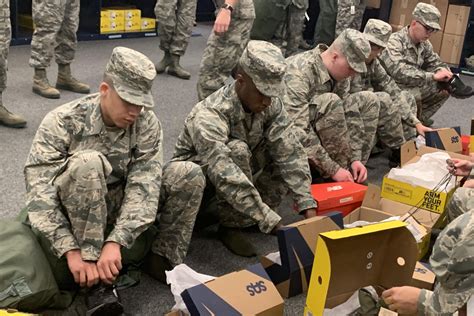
top-left (282, 30), bottom-right (371, 177)
top-left (335, 0), bottom-right (365, 36)
top-left (0, 0), bottom-right (10, 93)
top-left (313, 0), bottom-right (337, 45)
top-left (284, 0), bottom-right (309, 56)
top-left (446, 187), bottom-right (474, 223)
top-left (196, 0), bottom-right (255, 101)
top-left (380, 4), bottom-right (448, 123)
top-left (154, 0), bottom-right (197, 56)
top-left (29, 0), bottom-right (80, 68)
top-left (418, 210), bottom-right (474, 315)
top-left (24, 47), bottom-right (202, 267)
top-left (175, 41), bottom-right (317, 233)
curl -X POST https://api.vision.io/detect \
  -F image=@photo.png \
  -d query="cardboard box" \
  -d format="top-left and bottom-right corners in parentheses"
top-left (461, 135), bottom-right (470, 155)
top-left (440, 33), bottom-right (464, 65)
top-left (366, 0), bottom-right (381, 9)
top-left (425, 127), bottom-right (462, 153)
top-left (444, 5), bottom-right (470, 36)
top-left (390, 24), bottom-right (404, 32)
top-left (100, 17), bottom-right (125, 34)
top-left (141, 18), bottom-right (156, 31)
top-left (429, 30), bottom-right (443, 54)
top-left (420, 0), bottom-right (449, 30)
top-left (389, 0), bottom-right (417, 26)
top-left (344, 185), bottom-right (433, 260)
top-left (260, 214), bottom-right (343, 298)
top-left (125, 19), bottom-right (141, 32)
top-left (311, 182), bottom-right (368, 217)
top-left (304, 221), bottom-right (418, 315)
top-left (101, 9), bottom-right (125, 21)
top-left (412, 261), bottom-right (435, 290)
top-left (381, 141), bottom-right (469, 214)
top-left (181, 263), bottom-right (284, 315)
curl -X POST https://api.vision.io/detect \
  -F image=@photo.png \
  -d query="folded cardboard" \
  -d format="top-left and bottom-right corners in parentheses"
top-left (181, 263), bottom-right (284, 315)
top-left (429, 30), bottom-right (443, 55)
top-left (311, 182), bottom-right (367, 217)
top-left (389, 0), bottom-right (417, 26)
top-left (420, 0), bottom-right (449, 30)
top-left (440, 33), bottom-right (464, 65)
top-left (304, 221), bottom-right (418, 315)
top-left (425, 127), bottom-right (462, 153)
top-left (412, 261), bottom-right (435, 290)
top-left (344, 185), bottom-right (434, 260)
top-left (381, 141), bottom-right (469, 214)
top-left (444, 5), bottom-right (470, 36)
top-left (378, 307), bottom-right (398, 315)
top-left (260, 213), bottom-right (343, 298)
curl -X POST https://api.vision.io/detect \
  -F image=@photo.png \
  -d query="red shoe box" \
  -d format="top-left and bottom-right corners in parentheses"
top-left (462, 135), bottom-right (470, 155)
top-left (311, 182), bottom-right (368, 217)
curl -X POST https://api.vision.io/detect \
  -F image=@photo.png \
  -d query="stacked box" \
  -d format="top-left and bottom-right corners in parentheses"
top-left (100, 9), bottom-right (125, 34)
top-left (141, 18), bottom-right (156, 31)
top-left (440, 5), bottom-right (470, 64)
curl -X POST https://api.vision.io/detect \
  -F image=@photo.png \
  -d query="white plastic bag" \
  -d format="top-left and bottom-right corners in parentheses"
top-left (323, 286), bottom-right (378, 315)
top-left (166, 264), bottom-right (216, 314)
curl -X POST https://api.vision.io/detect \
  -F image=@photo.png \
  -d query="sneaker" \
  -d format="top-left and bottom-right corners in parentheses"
top-left (85, 285), bottom-right (123, 316)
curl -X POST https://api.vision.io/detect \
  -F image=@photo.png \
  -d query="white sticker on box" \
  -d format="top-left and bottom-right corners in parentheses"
top-left (339, 197), bottom-right (354, 204)
top-left (327, 185), bottom-right (343, 192)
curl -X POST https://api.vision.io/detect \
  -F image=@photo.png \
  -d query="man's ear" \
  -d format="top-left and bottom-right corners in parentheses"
top-left (99, 82), bottom-right (110, 96)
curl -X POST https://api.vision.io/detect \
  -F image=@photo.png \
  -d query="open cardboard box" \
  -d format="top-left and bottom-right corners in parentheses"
top-left (425, 127), bottom-right (462, 153)
top-left (304, 221), bottom-right (418, 315)
top-left (181, 263), bottom-right (283, 315)
top-left (260, 213), bottom-right (343, 298)
top-left (310, 182), bottom-right (368, 217)
top-left (381, 141), bottom-right (469, 214)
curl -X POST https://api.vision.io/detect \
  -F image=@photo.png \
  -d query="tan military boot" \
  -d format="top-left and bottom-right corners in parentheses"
top-left (155, 51), bottom-right (172, 73)
top-left (167, 54), bottom-right (191, 80)
top-left (33, 68), bottom-right (60, 99)
top-left (0, 104), bottom-right (27, 128)
top-left (56, 64), bottom-right (90, 94)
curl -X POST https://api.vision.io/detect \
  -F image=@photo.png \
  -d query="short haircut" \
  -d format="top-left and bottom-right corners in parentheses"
top-left (103, 73), bottom-right (115, 90)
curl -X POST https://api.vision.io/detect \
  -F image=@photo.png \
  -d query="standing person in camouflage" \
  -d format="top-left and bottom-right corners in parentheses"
top-left (335, 0), bottom-right (365, 36)
top-left (381, 209), bottom-right (474, 315)
top-left (24, 47), bottom-right (205, 314)
top-left (284, 0), bottom-right (309, 56)
top-left (380, 3), bottom-right (452, 127)
top-left (174, 41), bottom-right (317, 256)
top-left (0, 0), bottom-right (27, 128)
top-left (196, 0), bottom-right (255, 100)
top-left (348, 19), bottom-right (432, 166)
top-left (282, 29), bottom-right (370, 183)
top-left (154, 0), bottom-right (197, 79)
top-left (313, 0), bottom-right (337, 45)
top-left (29, 0), bottom-right (90, 99)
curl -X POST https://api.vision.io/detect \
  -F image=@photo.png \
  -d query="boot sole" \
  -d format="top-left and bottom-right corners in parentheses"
top-left (56, 83), bottom-right (90, 94)
top-left (167, 69), bottom-right (191, 80)
top-left (0, 121), bottom-right (27, 128)
top-left (86, 302), bottom-right (124, 316)
top-left (32, 87), bottom-right (60, 99)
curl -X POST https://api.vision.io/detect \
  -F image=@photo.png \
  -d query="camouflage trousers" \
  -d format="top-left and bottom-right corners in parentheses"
top-left (400, 90), bottom-right (419, 141)
top-left (155, 0), bottom-right (197, 56)
top-left (446, 187), bottom-right (474, 223)
top-left (0, 0), bottom-right (10, 92)
top-left (196, 18), bottom-right (254, 101)
top-left (283, 2), bottom-right (308, 57)
top-left (201, 139), bottom-right (283, 233)
top-left (374, 92), bottom-right (405, 149)
top-left (313, 0), bottom-right (336, 45)
top-left (401, 81), bottom-right (449, 123)
top-left (343, 91), bottom-right (380, 164)
top-left (305, 92), bottom-right (352, 177)
top-left (335, 0), bottom-right (365, 36)
top-left (29, 0), bottom-right (79, 68)
top-left (54, 150), bottom-right (205, 266)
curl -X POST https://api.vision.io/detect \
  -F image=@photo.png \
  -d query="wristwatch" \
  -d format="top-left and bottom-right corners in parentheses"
top-left (220, 3), bottom-right (234, 13)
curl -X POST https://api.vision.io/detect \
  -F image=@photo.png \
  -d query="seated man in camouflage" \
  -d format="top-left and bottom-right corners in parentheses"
top-left (380, 3), bottom-right (453, 127)
top-left (282, 29), bottom-right (370, 183)
top-left (172, 40), bottom-right (317, 257)
top-left (24, 47), bottom-right (205, 314)
top-left (345, 19), bottom-right (433, 166)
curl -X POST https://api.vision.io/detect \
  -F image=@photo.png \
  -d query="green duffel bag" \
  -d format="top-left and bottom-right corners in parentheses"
top-left (0, 221), bottom-right (72, 311)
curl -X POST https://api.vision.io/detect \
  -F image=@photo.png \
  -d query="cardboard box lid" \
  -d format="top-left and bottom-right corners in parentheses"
top-left (425, 127), bottom-right (462, 153)
top-left (182, 264), bottom-right (284, 315)
top-left (400, 140), bottom-right (471, 166)
top-left (261, 213), bottom-right (342, 297)
top-left (305, 221), bottom-right (418, 313)
top-left (311, 182), bottom-right (368, 210)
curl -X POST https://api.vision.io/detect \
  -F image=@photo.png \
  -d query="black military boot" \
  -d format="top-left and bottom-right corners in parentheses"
top-left (142, 252), bottom-right (172, 284)
top-left (448, 75), bottom-right (474, 99)
top-left (217, 226), bottom-right (257, 257)
top-left (85, 285), bottom-right (123, 316)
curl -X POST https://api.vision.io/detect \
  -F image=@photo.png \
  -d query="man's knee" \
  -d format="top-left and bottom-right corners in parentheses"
top-left (447, 187), bottom-right (473, 222)
top-left (163, 161), bottom-right (206, 192)
top-left (312, 93), bottom-right (342, 114)
top-left (59, 150), bottom-right (112, 184)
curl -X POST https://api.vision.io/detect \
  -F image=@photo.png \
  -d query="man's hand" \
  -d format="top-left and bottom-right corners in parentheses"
top-left (433, 68), bottom-right (453, 82)
top-left (415, 123), bottom-right (433, 136)
top-left (303, 208), bottom-right (317, 219)
top-left (331, 167), bottom-right (354, 182)
top-left (382, 286), bottom-right (421, 315)
top-left (213, 9), bottom-right (231, 35)
top-left (97, 242), bottom-right (122, 285)
top-left (350, 161), bottom-right (367, 183)
top-left (447, 158), bottom-right (474, 176)
top-left (65, 249), bottom-right (99, 288)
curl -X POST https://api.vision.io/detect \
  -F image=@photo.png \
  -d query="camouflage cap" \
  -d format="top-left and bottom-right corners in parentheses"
top-left (105, 46), bottom-right (156, 108)
top-left (239, 40), bottom-right (287, 98)
top-left (333, 29), bottom-right (371, 73)
top-left (363, 19), bottom-right (392, 48)
top-left (412, 2), bottom-right (441, 30)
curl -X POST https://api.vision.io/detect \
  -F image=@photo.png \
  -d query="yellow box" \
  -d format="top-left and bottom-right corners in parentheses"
top-left (18, 14), bottom-right (34, 30)
top-left (100, 16), bottom-right (111, 33)
top-left (125, 19), bottom-right (141, 32)
top-left (141, 18), bottom-right (156, 31)
top-left (100, 16), bottom-right (125, 34)
top-left (101, 9), bottom-right (125, 21)
top-left (123, 9), bottom-right (141, 21)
